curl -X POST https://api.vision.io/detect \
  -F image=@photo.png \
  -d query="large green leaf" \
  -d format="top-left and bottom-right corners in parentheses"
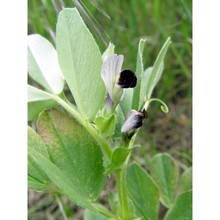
top-left (126, 162), bottom-right (160, 220)
top-left (164, 190), bottom-right (192, 220)
top-left (29, 147), bottom-right (94, 210)
top-left (37, 109), bottom-right (105, 203)
top-left (132, 39), bottom-right (146, 109)
top-left (56, 8), bottom-right (106, 120)
top-left (28, 34), bottom-right (64, 94)
top-left (178, 167), bottom-right (192, 195)
top-left (150, 153), bottom-right (179, 208)
top-left (28, 126), bottom-right (51, 190)
top-left (146, 37), bottom-right (171, 99)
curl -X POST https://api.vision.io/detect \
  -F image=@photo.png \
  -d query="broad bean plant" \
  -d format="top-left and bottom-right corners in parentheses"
top-left (28, 8), bottom-right (192, 220)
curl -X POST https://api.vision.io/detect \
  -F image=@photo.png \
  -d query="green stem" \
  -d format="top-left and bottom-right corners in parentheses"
top-left (51, 95), bottom-right (112, 161)
top-left (116, 165), bottom-right (130, 220)
top-left (116, 135), bottom-right (137, 219)
top-left (55, 195), bottom-right (68, 220)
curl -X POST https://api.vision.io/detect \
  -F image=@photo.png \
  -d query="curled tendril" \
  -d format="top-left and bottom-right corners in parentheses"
top-left (141, 98), bottom-right (169, 113)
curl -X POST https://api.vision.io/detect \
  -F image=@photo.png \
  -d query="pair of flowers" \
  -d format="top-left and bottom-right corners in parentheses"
top-left (101, 54), bottom-right (147, 136)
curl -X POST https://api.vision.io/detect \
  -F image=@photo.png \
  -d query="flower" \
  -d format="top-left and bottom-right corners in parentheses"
top-left (121, 109), bottom-right (148, 138)
top-left (101, 54), bottom-right (137, 113)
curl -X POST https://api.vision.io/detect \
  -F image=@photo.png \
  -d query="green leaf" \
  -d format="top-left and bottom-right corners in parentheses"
top-left (105, 147), bottom-right (131, 174)
top-left (28, 85), bottom-right (57, 121)
top-left (56, 8), bottom-right (106, 120)
top-left (117, 88), bottom-right (134, 139)
top-left (108, 192), bottom-right (119, 214)
top-left (84, 209), bottom-right (108, 220)
top-left (178, 167), bottom-right (192, 195)
top-left (28, 85), bottom-right (53, 102)
top-left (28, 126), bottom-right (51, 189)
top-left (95, 113), bottom-right (116, 138)
top-left (150, 153), bottom-right (179, 208)
top-left (102, 42), bottom-right (115, 62)
top-left (113, 106), bottom-right (125, 138)
top-left (28, 34), bottom-right (64, 94)
top-left (132, 39), bottom-right (146, 109)
top-left (29, 147), bottom-right (94, 210)
top-left (126, 162), bottom-right (160, 220)
top-left (164, 190), bottom-right (192, 220)
top-left (146, 37), bottom-right (171, 99)
top-left (139, 67), bottom-right (153, 107)
top-left (37, 109), bottom-right (105, 203)
top-left (28, 99), bottom-right (56, 121)
top-left (28, 176), bottom-right (49, 191)
top-left (120, 88), bottom-right (133, 118)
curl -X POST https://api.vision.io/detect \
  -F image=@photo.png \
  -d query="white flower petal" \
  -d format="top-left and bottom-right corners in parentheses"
top-left (101, 54), bottom-right (124, 100)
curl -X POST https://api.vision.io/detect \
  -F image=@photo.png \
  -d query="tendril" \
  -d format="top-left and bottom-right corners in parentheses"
top-left (141, 98), bottom-right (169, 113)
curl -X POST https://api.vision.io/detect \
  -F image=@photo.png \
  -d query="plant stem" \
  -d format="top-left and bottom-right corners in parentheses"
top-left (55, 195), bottom-right (68, 220)
top-left (116, 165), bottom-right (130, 220)
top-left (116, 134), bottom-right (137, 219)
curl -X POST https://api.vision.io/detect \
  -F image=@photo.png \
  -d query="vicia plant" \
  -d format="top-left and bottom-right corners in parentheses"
top-left (28, 8), bottom-right (192, 220)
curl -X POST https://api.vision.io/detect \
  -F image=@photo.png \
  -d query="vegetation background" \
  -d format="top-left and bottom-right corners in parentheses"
top-left (28, 0), bottom-right (192, 219)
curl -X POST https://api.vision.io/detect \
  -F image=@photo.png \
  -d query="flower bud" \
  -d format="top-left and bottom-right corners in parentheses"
top-left (121, 110), bottom-right (147, 138)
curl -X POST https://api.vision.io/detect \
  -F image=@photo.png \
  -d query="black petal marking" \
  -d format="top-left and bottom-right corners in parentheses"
top-left (118, 70), bottom-right (137, 88)
top-left (133, 110), bottom-right (147, 129)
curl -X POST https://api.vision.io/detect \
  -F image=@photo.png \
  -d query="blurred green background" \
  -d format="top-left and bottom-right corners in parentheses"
top-left (28, 0), bottom-right (192, 219)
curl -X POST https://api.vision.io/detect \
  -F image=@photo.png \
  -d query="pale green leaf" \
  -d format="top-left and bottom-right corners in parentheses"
top-left (139, 67), bottom-right (153, 107)
top-left (56, 8), bottom-right (106, 120)
top-left (28, 85), bottom-right (53, 102)
top-left (28, 85), bottom-right (56, 121)
top-left (164, 190), bottom-right (192, 220)
top-left (84, 209), bottom-right (108, 220)
top-left (37, 109), bottom-right (105, 202)
top-left (132, 39), bottom-right (146, 109)
top-left (95, 114), bottom-right (116, 138)
top-left (150, 153), bottom-right (179, 208)
top-left (146, 37), bottom-right (171, 99)
top-left (178, 167), bottom-right (192, 195)
top-left (28, 99), bottom-right (56, 121)
top-left (126, 162), bottom-right (160, 220)
top-left (120, 88), bottom-right (133, 119)
top-left (102, 42), bottom-right (115, 62)
top-left (28, 34), bottom-right (64, 94)
top-left (113, 106), bottom-right (125, 138)
top-left (108, 192), bottom-right (119, 214)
